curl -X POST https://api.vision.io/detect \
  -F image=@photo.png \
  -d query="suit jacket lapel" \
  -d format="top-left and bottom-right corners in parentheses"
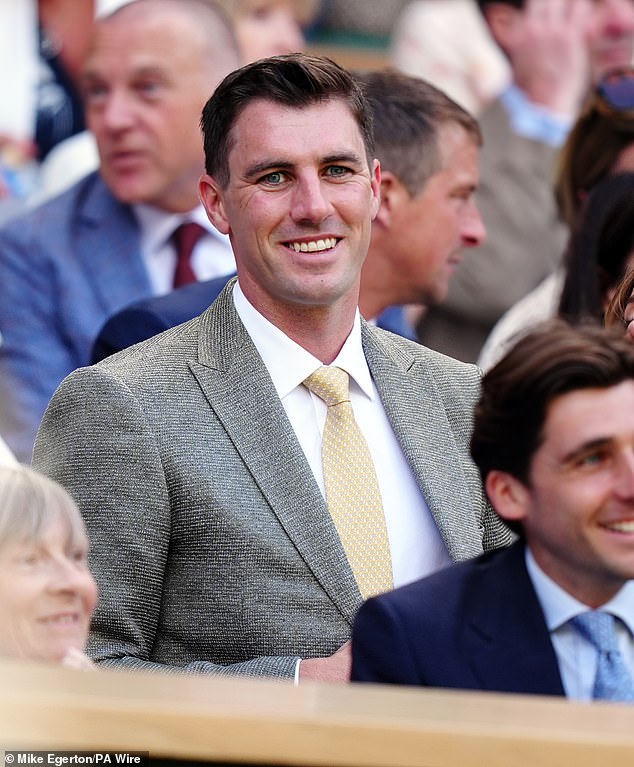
top-left (75, 173), bottom-right (153, 313)
top-left (189, 283), bottom-right (361, 624)
top-left (362, 324), bottom-right (486, 561)
top-left (467, 543), bottom-right (565, 695)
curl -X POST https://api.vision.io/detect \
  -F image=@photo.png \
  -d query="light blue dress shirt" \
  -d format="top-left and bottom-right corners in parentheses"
top-left (526, 549), bottom-right (634, 701)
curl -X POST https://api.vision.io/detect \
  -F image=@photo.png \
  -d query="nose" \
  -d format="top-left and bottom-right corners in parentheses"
top-left (95, 90), bottom-right (136, 133)
top-left (49, 555), bottom-right (95, 597)
top-left (461, 200), bottom-right (486, 248)
top-left (274, 15), bottom-right (305, 54)
top-left (599, 0), bottom-right (634, 35)
top-left (290, 173), bottom-right (333, 224)
top-left (614, 449), bottom-right (634, 499)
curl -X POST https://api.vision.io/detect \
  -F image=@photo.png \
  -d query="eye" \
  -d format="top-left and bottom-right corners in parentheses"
top-left (575, 448), bottom-right (610, 469)
top-left (259, 170), bottom-right (287, 186)
top-left (325, 165), bottom-right (351, 179)
top-left (135, 79), bottom-right (163, 100)
top-left (82, 82), bottom-right (108, 106)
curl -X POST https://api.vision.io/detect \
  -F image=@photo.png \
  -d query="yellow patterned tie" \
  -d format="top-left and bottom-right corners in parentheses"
top-left (303, 366), bottom-right (393, 599)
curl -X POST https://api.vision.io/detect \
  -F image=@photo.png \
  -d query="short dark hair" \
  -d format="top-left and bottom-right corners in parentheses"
top-left (355, 70), bottom-right (481, 197)
top-left (201, 53), bottom-right (375, 187)
top-left (471, 321), bottom-right (634, 487)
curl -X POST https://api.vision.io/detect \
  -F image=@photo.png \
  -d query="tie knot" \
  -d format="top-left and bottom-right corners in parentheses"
top-left (303, 366), bottom-right (350, 406)
top-left (571, 611), bottom-right (619, 653)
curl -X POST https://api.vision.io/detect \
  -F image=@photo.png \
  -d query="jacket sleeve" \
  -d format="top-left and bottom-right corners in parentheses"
top-left (32, 364), bottom-right (300, 679)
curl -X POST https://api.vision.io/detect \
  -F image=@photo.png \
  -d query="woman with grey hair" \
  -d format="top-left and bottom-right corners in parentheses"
top-left (0, 466), bottom-right (97, 667)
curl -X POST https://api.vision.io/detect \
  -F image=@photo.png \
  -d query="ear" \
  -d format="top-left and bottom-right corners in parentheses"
top-left (485, 470), bottom-right (530, 526)
top-left (369, 158), bottom-right (381, 221)
top-left (199, 174), bottom-right (230, 235)
top-left (483, 2), bottom-right (521, 51)
top-left (374, 171), bottom-right (410, 229)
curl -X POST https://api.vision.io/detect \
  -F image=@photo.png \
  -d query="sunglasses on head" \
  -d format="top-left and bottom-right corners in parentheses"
top-left (596, 67), bottom-right (634, 114)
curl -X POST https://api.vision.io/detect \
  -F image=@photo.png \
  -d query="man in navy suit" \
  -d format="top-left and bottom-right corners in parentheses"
top-left (91, 70), bottom-right (485, 361)
top-left (352, 321), bottom-right (634, 702)
top-left (0, 0), bottom-right (239, 462)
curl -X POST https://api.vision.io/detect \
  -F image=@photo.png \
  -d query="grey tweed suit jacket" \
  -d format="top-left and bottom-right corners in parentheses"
top-left (33, 280), bottom-right (512, 678)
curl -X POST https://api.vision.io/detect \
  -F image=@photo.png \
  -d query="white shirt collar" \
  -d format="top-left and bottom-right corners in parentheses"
top-left (232, 280), bottom-right (375, 401)
top-left (133, 203), bottom-right (223, 257)
top-left (525, 547), bottom-right (634, 635)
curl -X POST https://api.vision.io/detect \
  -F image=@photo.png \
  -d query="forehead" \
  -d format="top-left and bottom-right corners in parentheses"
top-left (540, 381), bottom-right (634, 453)
top-left (227, 98), bottom-right (367, 168)
top-left (86, 8), bottom-right (206, 77)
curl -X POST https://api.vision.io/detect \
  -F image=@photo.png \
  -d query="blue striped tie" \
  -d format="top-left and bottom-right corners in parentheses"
top-left (571, 611), bottom-right (634, 702)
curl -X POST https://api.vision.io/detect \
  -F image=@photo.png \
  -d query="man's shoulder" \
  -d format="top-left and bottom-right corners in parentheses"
top-left (125, 274), bottom-right (235, 322)
top-left (0, 171), bottom-right (128, 244)
top-left (370, 542), bottom-right (522, 616)
top-left (365, 323), bottom-right (482, 387)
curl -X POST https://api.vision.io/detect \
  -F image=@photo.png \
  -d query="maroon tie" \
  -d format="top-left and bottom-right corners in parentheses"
top-left (171, 222), bottom-right (206, 288)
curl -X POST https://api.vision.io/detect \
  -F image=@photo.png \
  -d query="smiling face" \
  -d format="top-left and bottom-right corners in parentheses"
top-left (490, 381), bottom-right (634, 607)
top-left (82, 4), bottom-right (238, 212)
top-left (0, 513), bottom-right (97, 663)
top-left (386, 123), bottom-right (485, 306)
top-left (200, 97), bottom-right (380, 324)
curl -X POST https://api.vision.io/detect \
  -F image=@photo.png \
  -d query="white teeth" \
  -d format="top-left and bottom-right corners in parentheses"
top-left (43, 614), bottom-right (79, 624)
top-left (604, 520), bottom-right (634, 533)
top-left (288, 237), bottom-right (336, 252)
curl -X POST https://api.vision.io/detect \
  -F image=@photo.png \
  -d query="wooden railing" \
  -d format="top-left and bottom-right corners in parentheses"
top-left (1, 659), bottom-right (634, 766)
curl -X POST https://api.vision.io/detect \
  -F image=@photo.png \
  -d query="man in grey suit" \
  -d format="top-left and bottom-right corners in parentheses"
top-left (0, 0), bottom-right (239, 462)
top-left (34, 53), bottom-right (512, 682)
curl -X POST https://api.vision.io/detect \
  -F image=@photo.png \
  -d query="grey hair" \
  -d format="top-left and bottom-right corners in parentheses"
top-left (0, 467), bottom-right (87, 550)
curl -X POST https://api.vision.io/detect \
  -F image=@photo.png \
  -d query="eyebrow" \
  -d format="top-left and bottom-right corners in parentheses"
top-left (560, 437), bottom-right (612, 465)
top-left (244, 152), bottom-right (367, 180)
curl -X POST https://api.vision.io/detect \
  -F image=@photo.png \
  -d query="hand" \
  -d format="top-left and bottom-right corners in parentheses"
top-left (61, 647), bottom-right (95, 670)
top-left (509, 0), bottom-right (593, 116)
top-left (298, 641), bottom-right (351, 683)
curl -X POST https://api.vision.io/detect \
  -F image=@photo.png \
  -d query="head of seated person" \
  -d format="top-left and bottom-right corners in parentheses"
top-left (555, 65), bottom-right (634, 231)
top-left (0, 466), bottom-right (97, 667)
top-left (217, 0), bottom-right (320, 61)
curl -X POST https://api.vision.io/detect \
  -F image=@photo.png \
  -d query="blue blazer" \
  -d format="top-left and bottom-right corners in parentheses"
top-left (91, 277), bottom-right (416, 363)
top-left (351, 541), bottom-right (565, 696)
top-left (0, 172), bottom-right (152, 461)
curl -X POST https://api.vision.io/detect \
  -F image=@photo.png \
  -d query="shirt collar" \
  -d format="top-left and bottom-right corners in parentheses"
top-left (133, 203), bottom-right (224, 257)
top-left (525, 548), bottom-right (634, 635)
top-left (232, 280), bottom-right (374, 401)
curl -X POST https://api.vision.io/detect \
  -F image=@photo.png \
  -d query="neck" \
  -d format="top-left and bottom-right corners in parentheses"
top-left (241, 285), bottom-right (358, 364)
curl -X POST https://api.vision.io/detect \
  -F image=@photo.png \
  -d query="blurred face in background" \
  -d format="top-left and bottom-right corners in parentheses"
top-left (0, 512), bottom-right (97, 663)
top-left (83, 3), bottom-right (239, 211)
top-left (586, 0), bottom-right (634, 81)
top-left (233, 0), bottom-right (308, 61)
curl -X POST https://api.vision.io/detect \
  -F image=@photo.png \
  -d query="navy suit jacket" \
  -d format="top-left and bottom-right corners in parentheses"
top-left (351, 541), bottom-right (566, 696)
top-left (91, 276), bottom-right (416, 363)
top-left (0, 171), bottom-right (152, 462)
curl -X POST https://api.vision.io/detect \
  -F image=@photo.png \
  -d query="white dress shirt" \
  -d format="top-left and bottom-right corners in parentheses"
top-left (0, 434), bottom-right (17, 467)
top-left (526, 549), bottom-right (634, 701)
top-left (233, 282), bottom-right (451, 589)
top-left (134, 204), bottom-right (235, 295)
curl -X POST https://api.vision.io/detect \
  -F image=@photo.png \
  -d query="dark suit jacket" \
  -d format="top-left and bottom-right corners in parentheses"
top-left (33, 280), bottom-right (512, 678)
top-left (351, 540), bottom-right (565, 696)
top-left (91, 276), bottom-right (416, 363)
